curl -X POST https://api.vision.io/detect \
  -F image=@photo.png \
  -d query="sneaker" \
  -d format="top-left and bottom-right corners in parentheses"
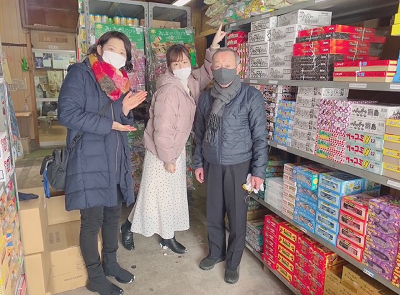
top-left (224, 268), bottom-right (239, 284)
top-left (199, 255), bottom-right (226, 270)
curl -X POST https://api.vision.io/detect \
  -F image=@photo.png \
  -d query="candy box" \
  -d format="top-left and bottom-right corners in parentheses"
top-left (348, 117), bottom-right (386, 136)
top-left (295, 195), bottom-right (317, 218)
top-left (318, 200), bottom-right (340, 220)
top-left (249, 67), bottom-right (269, 79)
top-left (318, 172), bottom-right (365, 196)
top-left (283, 182), bottom-right (297, 195)
top-left (365, 238), bottom-right (398, 263)
top-left (337, 235), bottom-right (364, 261)
top-left (296, 185), bottom-right (318, 204)
top-left (277, 10), bottom-right (332, 27)
top-left (251, 16), bottom-right (277, 31)
top-left (278, 233), bottom-right (297, 253)
top-left (249, 42), bottom-right (269, 56)
top-left (315, 223), bottom-right (338, 246)
top-left (283, 190), bottom-right (296, 204)
top-left (339, 224), bottom-right (366, 248)
top-left (293, 165), bottom-right (329, 191)
top-left (309, 243), bottom-right (344, 269)
top-left (278, 253), bottom-right (295, 273)
top-left (271, 24), bottom-right (320, 41)
top-left (309, 273), bottom-right (325, 295)
top-left (269, 39), bottom-right (297, 55)
top-left (318, 187), bottom-right (343, 208)
top-left (294, 263), bottom-right (310, 285)
top-left (362, 251), bottom-right (395, 281)
top-left (282, 206), bottom-right (294, 219)
top-left (297, 87), bottom-right (349, 98)
top-left (293, 275), bottom-right (308, 295)
top-left (365, 229), bottom-right (399, 251)
top-left (278, 243), bottom-right (295, 264)
top-left (295, 249), bottom-right (310, 271)
top-left (249, 56), bottom-right (270, 68)
top-left (264, 215), bottom-right (285, 230)
top-left (294, 117), bottom-right (318, 131)
top-left (269, 67), bottom-right (292, 80)
top-left (270, 53), bottom-right (292, 68)
top-left (279, 223), bottom-right (302, 244)
top-left (282, 197), bottom-right (295, 211)
top-left (345, 130), bottom-right (384, 150)
top-left (283, 173), bottom-right (296, 187)
top-left (341, 194), bottom-right (375, 221)
top-left (316, 211), bottom-right (340, 233)
top-left (284, 163), bottom-right (296, 177)
top-left (296, 95), bottom-right (322, 108)
top-left (297, 234), bottom-right (317, 257)
top-left (345, 143), bottom-right (383, 162)
top-left (293, 210), bottom-right (316, 233)
top-left (368, 196), bottom-right (400, 222)
top-left (367, 215), bottom-right (400, 236)
top-left (292, 127), bottom-right (317, 142)
top-left (292, 138), bottom-right (316, 154)
top-left (346, 155), bottom-right (383, 175)
top-left (248, 29), bottom-right (271, 44)
top-left (262, 253), bottom-right (276, 270)
top-left (276, 262), bottom-right (294, 284)
top-left (350, 104), bottom-right (400, 121)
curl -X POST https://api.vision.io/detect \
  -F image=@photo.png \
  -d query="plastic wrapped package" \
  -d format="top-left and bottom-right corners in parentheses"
top-left (222, 1), bottom-right (251, 23)
top-left (204, 0), bottom-right (219, 4)
top-left (247, 0), bottom-right (274, 16)
top-left (206, 16), bottom-right (226, 29)
top-left (206, 3), bottom-right (228, 18)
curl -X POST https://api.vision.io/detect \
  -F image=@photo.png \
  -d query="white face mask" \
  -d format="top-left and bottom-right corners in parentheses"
top-left (173, 67), bottom-right (192, 80)
top-left (102, 50), bottom-right (126, 69)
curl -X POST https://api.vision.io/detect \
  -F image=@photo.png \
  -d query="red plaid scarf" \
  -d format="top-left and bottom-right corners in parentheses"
top-left (89, 54), bottom-right (130, 101)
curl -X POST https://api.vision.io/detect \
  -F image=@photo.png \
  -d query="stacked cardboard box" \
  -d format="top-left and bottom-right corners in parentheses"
top-left (382, 115), bottom-right (400, 180)
top-left (273, 100), bottom-right (296, 146)
top-left (292, 25), bottom-right (387, 81)
top-left (334, 60), bottom-right (398, 83)
top-left (262, 214), bottom-right (285, 270)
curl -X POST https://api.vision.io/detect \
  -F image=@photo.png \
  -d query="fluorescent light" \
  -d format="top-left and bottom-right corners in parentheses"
top-left (173, 0), bottom-right (191, 6)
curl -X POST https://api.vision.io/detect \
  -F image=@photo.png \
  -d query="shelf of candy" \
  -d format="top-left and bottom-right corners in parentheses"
top-left (246, 219), bottom-right (265, 253)
top-left (282, 163), bottom-right (296, 219)
top-left (264, 177), bottom-right (283, 210)
top-left (273, 100), bottom-right (296, 147)
top-left (291, 25), bottom-right (388, 81)
top-left (382, 108), bottom-right (400, 181)
top-left (227, 32), bottom-right (248, 79)
top-left (262, 214), bottom-right (285, 270)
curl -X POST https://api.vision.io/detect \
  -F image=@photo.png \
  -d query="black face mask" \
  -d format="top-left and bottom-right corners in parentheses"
top-left (212, 68), bottom-right (238, 86)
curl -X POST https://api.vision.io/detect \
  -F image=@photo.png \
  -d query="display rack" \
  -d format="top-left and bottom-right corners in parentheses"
top-left (148, 2), bottom-right (191, 28)
top-left (250, 194), bottom-right (400, 294)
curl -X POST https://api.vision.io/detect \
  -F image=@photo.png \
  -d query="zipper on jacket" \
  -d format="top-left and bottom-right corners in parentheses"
top-left (111, 104), bottom-right (119, 173)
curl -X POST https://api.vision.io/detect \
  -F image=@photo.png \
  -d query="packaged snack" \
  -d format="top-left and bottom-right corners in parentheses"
top-left (339, 224), bottom-right (366, 248)
top-left (318, 200), bottom-right (340, 220)
top-left (276, 262), bottom-right (294, 284)
top-left (315, 223), bottom-right (338, 246)
top-left (340, 194), bottom-right (375, 221)
top-left (293, 210), bottom-right (316, 233)
top-left (318, 172), bottom-right (365, 196)
top-left (297, 234), bottom-right (317, 258)
top-left (316, 211), bottom-right (340, 233)
top-left (337, 235), bottom-right (364, 261)
top-left (309, 243), bottom-right (344, 270)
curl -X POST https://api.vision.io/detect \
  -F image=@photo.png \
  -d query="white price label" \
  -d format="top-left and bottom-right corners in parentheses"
top-left (269, 80), bottom-right (278, 85)
top-left (363, 268), bottom-right (375, 278)
top-left (387, 180), bottom-right (400, 189)
top-left (261, 13), bottom-right (270, 19)
top-left (276, 144), bottom-right (288, 151)
top-left (300, 227), bottom-right (307, 234)
top-left (390, 84), bottom-right (400, 90)
top-left (349, 83), bottom-right (367, 89)
top-left (250, 80), bottom-right (257, 84)
top-left (230, 23), bottom-right (237, 28)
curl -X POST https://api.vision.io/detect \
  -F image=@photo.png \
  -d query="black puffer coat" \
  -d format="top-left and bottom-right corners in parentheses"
top-left (193, 83), bottom-right (268, 179)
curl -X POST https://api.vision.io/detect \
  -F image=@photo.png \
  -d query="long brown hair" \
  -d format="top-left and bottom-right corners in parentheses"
top-left (166, 44), bottom-right (191, 68)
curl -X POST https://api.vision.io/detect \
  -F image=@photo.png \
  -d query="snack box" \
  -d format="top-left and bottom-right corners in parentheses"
top-left (294, 117), bottom-right (318, 131)
top-left (310, 243), bottom-right (344, 269)
top-left (293, 46), bottom-right (382, 57)
top-left (293, 275), bottom-right (308, 295)
top-left (368, 195), bottom-right (400, 222)
top-left (318, 172), bottom-right (365, 196)
top-left (278, 233), bottom-right (297, 253)
top-left (282, 197), bottom-right (295, 211)
top-left (248, 29), bottom-right (270, 44)
top-left (293, 209), bottom-right (316, 233)
top-left (249, 56), bottom-right (270, 68)
top-left (262, 253), bottom-right (276, 270)
top-left (309, 273), bottom-right (325, 295)
top-left (276, 262), bottom-right (294, 284)
top-left (297, 25), bottom-right (387, 38)
top-left (271, 24), bottom-right (319, 41)
top-left (339, 210), bottom-right (367, 235)
top-left (297, 39), bottom-right (373, 50)
top-left (296, 32), bottom-right (387, 44)
top-left (269, 39), bottom-right (296, 55)
top-left (292, 127), bottom-right (317, 142)
top-left (345, 155), bottom-right (383, 175)
top-left (269, 67), bottom-right (291, 80)
top-left (365, 229), bottom-right (399, 252)
top-left (294, 106), bottom-right (319, 120)
top-left (333, 71), bottom-right (395, 83)
top-left (339, 224), bottom-right (366, 248)
top-left (283, 182), bottom-right (297, 195)
top-left (251, 16), bottom-right (277, 31)
top-left (345, 130), bottom-right (384, 150)
top-left (279, 223), bottom-right (303, 244)
top-left (337, 235), bottom-right (364, 261)
top-left (296, 95), bottom-right (323, 109)
top-left (367, 215), bottom-right (400, 236)
top-left (249, 42), bottom-right (269, 56)
top-left (297, 234), bottom-right (317, 257)
top-left (294, 263), bottom-right (310, 286)
top-left (348, 117), bottom-right (386, 136)
top-left (345, 143), bottom-right (383, 162)
top-left (295, 249), bottom-right (310, 272)
top-left (362, 251), bottom-right (395, 281)
top-left (364, 179), bottom-right (381, 192)
top-left (384, 133), bottom-right (400, 152)
top-left (385, 118), bottom-right (400, 137)
top-left (269, 54), bottom-right (292, 68)
top-left (277, 10), bottom-right (332, 27)
top-left (316, 211), bottom-right (340, 233)
top-left (293, 165), bottom-right (330, 191)
top-left (318, 187), bottom-right (344, 208)
top-left (335, 60), bottom-right (398, 72)
top-left (318, 200), bottom-right (340, 220)
top-left (291, 138), bottom-right (316, 154)
top-left (283, 190), bottom-right (296, 204)
top-left (264, 215), bottom-right (285, 229)
top-left (278, 243), bottom-right (296, 264)
top-left (317, 129), bottom-right (346, 142)
top-left (283, 173), bottom-right (296, 187)
top-left (278, 253), bottom-right (295, 273)
top-left (226, 31), bottom-right (248, 40)
top-left (295, 195), bottom-right (317, 218)
top-left (249, 67), bottom-right (269, 79)
top-left (315, 223), bottom-right (338, 246)
top-left (341, 194), bottom-right (375, 221)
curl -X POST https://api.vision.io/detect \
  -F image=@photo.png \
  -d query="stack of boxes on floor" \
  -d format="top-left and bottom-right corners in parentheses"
top-left (292, 25), bottom-right (387, 81)
top-left (226, 32), bottom-right (248, 79)
top-left (269, 10), bottom-right (330, 80)
top-left (293, 164), bottom-right (330, 234)
top-left (382, 111), bottom-right (400, 180)
top-left (20, 188), bottom-right (101, 295)
top-left (282, 163), bottom-right (296, 220)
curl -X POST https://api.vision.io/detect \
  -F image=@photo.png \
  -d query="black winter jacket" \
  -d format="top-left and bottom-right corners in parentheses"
top-left (193, 83), bottom-right (268, 179)
top-left (58, 59), bottom-right (135, 211)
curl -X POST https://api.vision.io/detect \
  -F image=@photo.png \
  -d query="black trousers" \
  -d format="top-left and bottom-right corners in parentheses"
top-left (204, 160), bottom-right (251, 270)
top-left (80, 186), bottom-right (123, 278)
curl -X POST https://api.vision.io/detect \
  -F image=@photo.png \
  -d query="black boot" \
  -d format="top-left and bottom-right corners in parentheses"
top-left (86, 265), bottom-right (123, 295)
top-left (224, 267), bottom-right (239, 284)
top-left (160, 237), bottom-right (187, 254)
top-left (103, 251), bottom-right (135, 284)
top-left (120, 219), bottom-right (135, 251)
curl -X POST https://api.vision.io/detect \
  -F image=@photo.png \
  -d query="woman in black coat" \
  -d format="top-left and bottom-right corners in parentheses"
top-left (58, 31), bottom-right (147, 295)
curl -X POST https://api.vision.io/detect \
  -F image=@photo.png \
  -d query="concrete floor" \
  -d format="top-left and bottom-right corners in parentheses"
top-left (16, 157), bottom-right (292, 295)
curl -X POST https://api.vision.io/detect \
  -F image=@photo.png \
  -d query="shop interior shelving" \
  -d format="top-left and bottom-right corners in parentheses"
top-left (148, 2), bottom-right (191, 28)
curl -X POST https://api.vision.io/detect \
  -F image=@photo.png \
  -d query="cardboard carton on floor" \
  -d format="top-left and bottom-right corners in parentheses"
top-left (49, 221), bottom-right (101, 294)
top-left (25, 250), bottom-right (51, 295)
top-left (46, 194), bottom-right (80, 226)
top-left (19, 187), bottom-right (48, 255)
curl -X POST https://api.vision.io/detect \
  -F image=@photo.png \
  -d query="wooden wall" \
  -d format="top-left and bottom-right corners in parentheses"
top-left (0, 0), bottom-right (37, 142)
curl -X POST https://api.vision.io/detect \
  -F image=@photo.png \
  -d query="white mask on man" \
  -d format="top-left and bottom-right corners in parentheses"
top-left (173, 67), bottom-right (192, 80)
top-left (102, 50), bottom-right (126, 69)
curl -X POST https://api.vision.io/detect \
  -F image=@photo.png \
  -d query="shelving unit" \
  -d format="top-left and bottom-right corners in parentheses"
top-left (148, 2), bottom-right (191, 28)
top-left (250, 194), bottom-right (400, 294)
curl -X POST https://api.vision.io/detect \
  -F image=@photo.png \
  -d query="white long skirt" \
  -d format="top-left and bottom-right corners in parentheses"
top-left (129, 149), bottom-right (189, 239)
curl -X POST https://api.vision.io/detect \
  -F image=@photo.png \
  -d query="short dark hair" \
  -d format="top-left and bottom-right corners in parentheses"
top-left (87, 31), bottom-right (133, 71)
top-left (166, 44), bottom-right (191, 68)
top-left (213, 48), bottom-right (240, 66)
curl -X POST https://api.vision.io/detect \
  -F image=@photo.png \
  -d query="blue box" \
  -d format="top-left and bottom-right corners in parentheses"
top-left (296, 185), bottom-right (318, 204)
top-left (315, 223), bottom-right (338, 246)
top-left (364, 180), bottom-right (381, 192)
top-left (293, 210), bottom-right (315, 233)
top-left (316, 211), bottom-right (339, 233)
top-left (295, 195), bottom-right (317, 219)
top-left (293, 165), bottom-right (329, 191)
top-left (318, 187), bottom-right (342, 208)
top-left (318, 172), bottom-right (365, 196)
top-left (317, 200), bottom-right (340, 220)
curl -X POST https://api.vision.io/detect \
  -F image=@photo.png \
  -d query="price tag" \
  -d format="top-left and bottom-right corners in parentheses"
top-left (349, 83), bottom-right (367, 89)
top-left (230, 23), bottom-right (237, 28)
top-left (300, 227), bottom-right (308, 234)
top-left (250, 80), bottom-right (257, 84)
top-left (390, 84), bottom-right (400, 90)
top-left (269, 80), bottom-right (278, 85)
top-left (363, 268), bottom-right (375, 278)
top-left (276, 144), bottom-right (288, 151)
top-left (261, 13), bottom-right (270, 19)
top-left (387, 180), bottom-right (400, 189)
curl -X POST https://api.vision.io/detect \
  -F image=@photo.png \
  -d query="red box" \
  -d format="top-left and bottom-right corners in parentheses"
top-left (309, 274), bottom-right (325, 295)
top-left (294, 275), bottom-right (308, 295)
top-left (295, 249), bottom-right (310, 272)
top-left (298, 235), bottom-right (317, 257)
top-left (337, 235), bottom-right (364, 261)
top-left (340, 194), bottom-right (375, 221)
top-left (276, 262), bottom-right (294, 284)
top-left (227, 31), bottom-right (248, 40)
top-left (296, 39), bottom-right (371, 49)
top-left (297, 25), bottom-right (378, 38)
top-left (262, 253), bottom-right (276, 270)
top-left (265, 215), bottom-right (286, 230)
top-left (335, 60), bottom-right (397, 69)
top-left (278, 234), bottom-right (297, 253)
top-left (278, 253), bottom-right (295, 273)
top-left (334, 71), bottom-right (395, 79)
top-left (297, 32), bottom-right (386, 44)
top-left (339, 224), bottom-right (366, 248)
top-left (339, 210), bottom-right (367, 235)
top-left (278, 244), bottom-right (296, 263)
top-left (279, 223), bottom-right (303, 244)
top-left (307, 285), bottom-right (324, 295)
top-left (309, 244), bottom-right (344, 270)
top-left (293, 46), bottom-right (381, 57)
top-left (294, 263), bottom-right (310, 285)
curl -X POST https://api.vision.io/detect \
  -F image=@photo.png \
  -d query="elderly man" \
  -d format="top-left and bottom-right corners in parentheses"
top-left (194, 48), bottom-right (268, 284)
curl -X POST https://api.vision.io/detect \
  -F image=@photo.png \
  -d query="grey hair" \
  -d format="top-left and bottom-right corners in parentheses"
top-left (212, 47), bottom-right (240, 66)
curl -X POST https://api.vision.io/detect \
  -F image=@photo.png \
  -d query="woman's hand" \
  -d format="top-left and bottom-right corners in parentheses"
top-left (211, 24), bottom-right (227, 48)
top-left (122, 91), bottom-right (147, 116)
top-left (112, 122), bottom-right (137, 132)
top-left (164, 163), bottom-right (176, 174)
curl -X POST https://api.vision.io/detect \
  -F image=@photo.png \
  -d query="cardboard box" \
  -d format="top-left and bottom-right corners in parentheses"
top-left (271, 24), bottom-right (319, 41)
top-left (341, 264), bottom-right (365, 292)
top-left (150, 20), bottom-right (181, 28)
top-left (25, 250), bottom-right (51, 295)
top-left (48, 221), bottom-right (101, 294)
top-left (31, 31), bottom-right (76, 51)
top-left (248, 29), bottom-right (270, 44)
top-left (386, 119), bottom-right (400, 135)
top-left (46, 195), bottom-right (80, 226)
top-left (277, 10), bottom-right (332, 27)
top-left (20, 136), bottom-right (31, 154)
top-left (19, 187), bottom-right (48, 255)
top-left (251, 16), bottom-right (277, 31)
top-left (383, 133), bottom-right (400, 151)
top-left (359, 275), bottom-right (397, 295)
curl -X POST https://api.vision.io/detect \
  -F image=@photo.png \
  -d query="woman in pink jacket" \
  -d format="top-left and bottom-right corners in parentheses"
top-left (121, 25), bottom-right (226, 253)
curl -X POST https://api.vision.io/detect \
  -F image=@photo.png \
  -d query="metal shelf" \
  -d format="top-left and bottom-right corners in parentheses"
top-left (244, 242), bottom-right (300, 295)
top-left (243, 79), bottom-right (400, 92)
top-left (268, 140), bottom-right (400, 191)
top-left (250, 194), bottom-right (400, 294)
top-left (228, 0), bottom-right (399, 29)
top-left (148, 2), bottom-right (191, 28)
top-left (87, 0), bottom-right (147, 19)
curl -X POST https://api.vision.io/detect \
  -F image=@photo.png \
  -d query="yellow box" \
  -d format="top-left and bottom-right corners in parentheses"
top-left (395, 13), bottom-right (400, 24)
top-left (392, 24), bottom-right (400, 36)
